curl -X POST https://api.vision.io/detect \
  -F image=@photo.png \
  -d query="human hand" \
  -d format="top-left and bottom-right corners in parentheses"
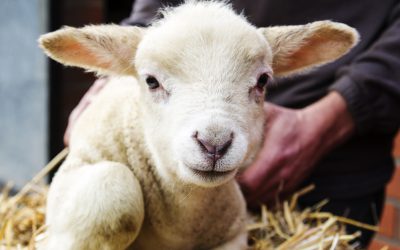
top-left (63, 77), bottom-right (108, 145)
top-left (238, 92), bottom-right (354, 208)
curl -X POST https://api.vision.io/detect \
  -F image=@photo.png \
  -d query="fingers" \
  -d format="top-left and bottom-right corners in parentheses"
top-left (238, 151), bottom-right (284, 205)
top-left (63, 77), bottom-right (109, 146)
top-left (241, 168), bottom-right (293, 208)
top-left (238, 149), bottom-right (302, 207)
top-left (241, 161), bottom-right (308, 208)
top-left (243, 170), bottom-right (285, 207)
top-left (63, 99), bottom-right (91, 145)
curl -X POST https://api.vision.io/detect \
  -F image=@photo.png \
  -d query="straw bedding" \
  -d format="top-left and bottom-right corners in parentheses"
top-left (0, 149), bottom-right (380, 250)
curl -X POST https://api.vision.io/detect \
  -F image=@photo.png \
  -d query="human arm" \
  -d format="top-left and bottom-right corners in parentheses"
top-left (330, 2), bottom-right (400, 134)
top-left (121, 0), bottom-right (181, 26)
top-left (239, 2), bottom-right (400, 207)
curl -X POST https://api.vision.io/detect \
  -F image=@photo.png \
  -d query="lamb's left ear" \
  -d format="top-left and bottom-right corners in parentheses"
top-left (259, 21), bottom-right (359, 77)
top-left (39, 25), bottom-right (144, 76)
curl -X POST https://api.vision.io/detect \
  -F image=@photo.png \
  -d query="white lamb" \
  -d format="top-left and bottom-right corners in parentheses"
top-left (38, 1), bottom-right (359, 249)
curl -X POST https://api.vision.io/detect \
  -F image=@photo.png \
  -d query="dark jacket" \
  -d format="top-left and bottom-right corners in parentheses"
top-left (123, 0), bottom-right (400, 199)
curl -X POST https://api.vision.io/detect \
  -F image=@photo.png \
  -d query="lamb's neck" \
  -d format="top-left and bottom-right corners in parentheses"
top-left (164, 176), bottom-right (237, 209)
top-left (131, 163), bottom-right (246, 249)
top-left (148, 163), bottom-right (238, 212)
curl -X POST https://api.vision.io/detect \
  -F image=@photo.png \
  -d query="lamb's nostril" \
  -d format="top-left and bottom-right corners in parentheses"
top-left (197, 138), bottom-right (217, 155)
top-left (194, 132), bottom-right (234, 161)
top-left (216, 137), bottom-right (233, 158)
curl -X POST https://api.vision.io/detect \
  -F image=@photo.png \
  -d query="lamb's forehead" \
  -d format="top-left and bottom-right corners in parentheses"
top-left (135, 2), bottom-right (271, 80)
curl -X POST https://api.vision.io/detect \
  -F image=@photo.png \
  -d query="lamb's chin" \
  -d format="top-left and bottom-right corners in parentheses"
top-left (179, 164), bottom-right (238, 188)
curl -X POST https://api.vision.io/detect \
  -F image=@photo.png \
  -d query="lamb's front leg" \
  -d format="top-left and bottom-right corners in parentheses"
top-left (41, 161), bottom-right (144, 250)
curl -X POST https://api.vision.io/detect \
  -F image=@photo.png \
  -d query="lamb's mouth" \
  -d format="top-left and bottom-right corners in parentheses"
top-left (189, 168), bottom-right (236, 180)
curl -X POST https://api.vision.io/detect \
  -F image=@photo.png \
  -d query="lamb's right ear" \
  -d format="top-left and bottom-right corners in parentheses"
top-left (259, 21), bottom-right (359, 77)
top-left (39, 25), bottom-right (144, 76)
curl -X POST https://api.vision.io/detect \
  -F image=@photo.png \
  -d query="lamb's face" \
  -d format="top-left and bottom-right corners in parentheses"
top-left (39, 1), bottom-right (359, 188)
top-left (135, 12), bottom-right (271, 187)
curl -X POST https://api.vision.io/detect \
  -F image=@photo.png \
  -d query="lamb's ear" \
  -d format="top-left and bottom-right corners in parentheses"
top-left (259, 21), bottom-right (359, 77)
top-left (39, 24), bottom-right (144, 76)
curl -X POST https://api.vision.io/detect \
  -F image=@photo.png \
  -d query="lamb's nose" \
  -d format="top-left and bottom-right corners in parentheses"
top-left (194, 132), bottom-right (234, 161)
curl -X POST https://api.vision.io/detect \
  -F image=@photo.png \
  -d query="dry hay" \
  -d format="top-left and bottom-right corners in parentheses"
top-left (0, 149), bottom-right (68, 250)
top-left (0, 149), bottom-right (381, 250)
top-left (247, 185), bottom-right (379, 250)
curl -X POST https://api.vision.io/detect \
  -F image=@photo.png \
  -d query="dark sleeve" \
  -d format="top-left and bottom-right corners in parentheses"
top-left (330, 3), bottom-right (400, 135)
top-left (121, 0), bottom-right (182, 27)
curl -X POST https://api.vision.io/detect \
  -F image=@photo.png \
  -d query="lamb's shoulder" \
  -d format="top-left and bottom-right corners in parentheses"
top-left (64, 76), bottom-right (144, 170)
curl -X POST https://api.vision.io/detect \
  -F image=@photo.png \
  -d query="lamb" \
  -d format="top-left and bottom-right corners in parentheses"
top-left (38, 1), bottom-right (359, 249)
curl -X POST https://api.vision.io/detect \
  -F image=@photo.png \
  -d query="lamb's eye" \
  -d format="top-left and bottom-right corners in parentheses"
top-left (145, 76), bottom-right (160, 89)
top-left (256, 73), bottom-right (269, 90)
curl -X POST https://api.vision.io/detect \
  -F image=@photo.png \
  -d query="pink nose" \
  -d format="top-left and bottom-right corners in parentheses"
top-left (194, 132), bottom-right (234, 162)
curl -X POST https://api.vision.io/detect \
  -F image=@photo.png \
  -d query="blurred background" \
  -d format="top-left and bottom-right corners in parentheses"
top-left (0, 0), bottom-right (132, 187)
top-left (1, 0), bottom-right (48, 187)
top-left (0, 0), bottom-right (399, 249)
